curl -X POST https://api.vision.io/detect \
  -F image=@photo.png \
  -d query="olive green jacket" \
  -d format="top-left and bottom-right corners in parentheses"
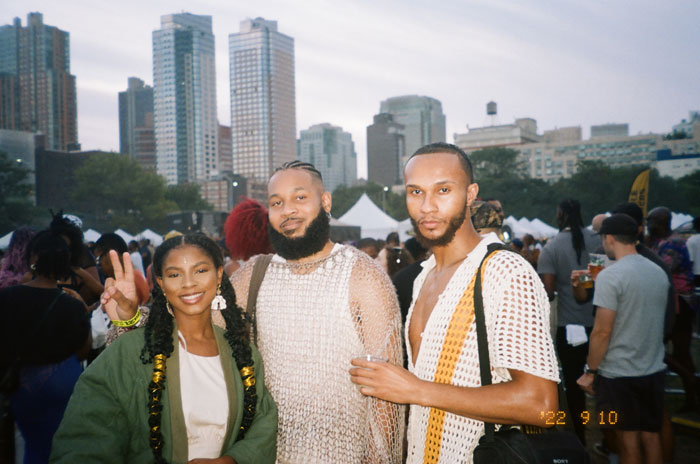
top-left (50, 324), bottom-right (277, 463)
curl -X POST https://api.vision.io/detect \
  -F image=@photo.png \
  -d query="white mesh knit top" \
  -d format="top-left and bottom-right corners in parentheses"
top-left (405, 234), bottom-right (559, 464)
top-left (231, 244), bottom-right (405, 464)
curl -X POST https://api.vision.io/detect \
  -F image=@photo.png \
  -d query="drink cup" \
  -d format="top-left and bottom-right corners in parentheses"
top-left (352, 355), bottom-right (387, 389)
top-left (588, 254), bottom-right (606, 280)
top-left (579, 273), bottom-right (593, 289)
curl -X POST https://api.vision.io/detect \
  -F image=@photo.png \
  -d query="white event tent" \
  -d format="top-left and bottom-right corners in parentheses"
top-left (84, 229), bottom-right (101, 243)
top-left (114, 229), bottom-right (136, 244)
top-left (136, 229), bottom-right (164, 247)
top-left (339, 194), bottom-right (402, 240)
top-left (0, 231), bottom-right (12, 249)
top-left (503, 216), bottom-right (558, 240)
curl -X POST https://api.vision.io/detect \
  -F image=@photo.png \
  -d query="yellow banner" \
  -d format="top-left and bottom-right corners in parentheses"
top-left (628, 168), bottom-right (651, 217)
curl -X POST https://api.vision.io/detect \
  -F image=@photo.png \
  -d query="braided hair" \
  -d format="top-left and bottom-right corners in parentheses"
top-left (273, 159), bottom-right (323, 183)
top-left (139, 233), bottom-right (257, 463)
top-left (558, 199), bottom-right (585, 265)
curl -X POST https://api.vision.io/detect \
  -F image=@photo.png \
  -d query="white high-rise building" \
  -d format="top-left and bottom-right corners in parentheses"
top-left (298, 123), bottom-right (357, 193)
top-left (153, 13), bottom-right (218, 184)
top-left (229, 18), bottom-right (296, 182)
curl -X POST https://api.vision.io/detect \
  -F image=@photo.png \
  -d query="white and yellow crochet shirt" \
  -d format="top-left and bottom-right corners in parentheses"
top-left (405, 234), bottom-right (560, 464)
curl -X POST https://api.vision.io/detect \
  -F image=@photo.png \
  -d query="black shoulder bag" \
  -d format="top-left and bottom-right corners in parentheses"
top-left (472, 244), bottom-right (590, 464)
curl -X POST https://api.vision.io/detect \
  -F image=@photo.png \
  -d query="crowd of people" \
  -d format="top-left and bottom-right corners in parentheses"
top-left (0, 142), bottom-right (698, 464)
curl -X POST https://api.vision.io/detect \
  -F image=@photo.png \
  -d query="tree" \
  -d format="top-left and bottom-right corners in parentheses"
top-left (166, 183), bottom-right (213, 212)
top-left (477, 175), bottom-right (556, 223)
top-left (469, 147), bottom-right (526, 180)
top-left (677, 171), bottom-right (700, 217)
top-left (69, 153), bottom-right (176, 232)
top-left (663, 130), bottom-right (689, 140)
top-left (0, 151), bottom-right (43, 235)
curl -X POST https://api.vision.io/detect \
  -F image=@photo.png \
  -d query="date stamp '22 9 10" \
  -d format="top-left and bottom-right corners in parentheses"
top-left (540, 410), bottom-right (619, 426)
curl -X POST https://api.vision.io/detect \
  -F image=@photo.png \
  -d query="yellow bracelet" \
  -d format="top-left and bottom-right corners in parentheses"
top-left (112, 308), bottom-right (142, 327)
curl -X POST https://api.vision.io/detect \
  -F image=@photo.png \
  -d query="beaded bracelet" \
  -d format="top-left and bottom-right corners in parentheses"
top-left (112, 307), bottom-right (142, 327)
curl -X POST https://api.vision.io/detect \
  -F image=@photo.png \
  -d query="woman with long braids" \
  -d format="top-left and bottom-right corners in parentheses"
top-left (537, 198), bottom-right (598, 445)
top-left (51, 233), bottom-right (277, 463)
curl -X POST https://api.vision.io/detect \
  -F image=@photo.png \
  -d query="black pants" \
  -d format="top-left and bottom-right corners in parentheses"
top-left (556, 326), bottom-right (591, 445)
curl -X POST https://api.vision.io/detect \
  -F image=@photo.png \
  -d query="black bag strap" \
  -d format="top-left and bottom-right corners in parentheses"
top-left (246, 254), bottom-right (273, 345)
top-left (474, 243), bottom-right (571, 438)
top-left (1, 290), bottom-right (64, 390)
top-left (473, 243), bottom-right (512, 439)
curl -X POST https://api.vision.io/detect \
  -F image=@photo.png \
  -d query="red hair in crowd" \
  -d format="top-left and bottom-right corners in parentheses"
top-left (224, 198), bottom-right (274, 261)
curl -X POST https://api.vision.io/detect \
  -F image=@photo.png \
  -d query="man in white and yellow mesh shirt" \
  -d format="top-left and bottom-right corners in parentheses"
top-left (226, 161), bottom-right (404, 463)
top-left (350, 143), bottom-right (560, 463)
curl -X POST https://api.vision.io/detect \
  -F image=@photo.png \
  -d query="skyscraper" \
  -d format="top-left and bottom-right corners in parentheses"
top-left (298, 123), bottom-right (356, 193)
top-left (379, 95), bottom-right (445, 167)
top-left (229, 18), bottom-right (296, 183)
top-left (218, 124), bottom-right (232, 174)
top-left (367, 113), bottom-right (405, 187)
top-left (0, 13), bottom-right (78, 151)
top-left (153, 13), bottom-right (218, 185)
top-left (118, 77), bottom-right (155, 171)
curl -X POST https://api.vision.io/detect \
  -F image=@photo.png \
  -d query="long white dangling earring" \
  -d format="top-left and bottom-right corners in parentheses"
top-left (211, 284), bottom-right (226, 311)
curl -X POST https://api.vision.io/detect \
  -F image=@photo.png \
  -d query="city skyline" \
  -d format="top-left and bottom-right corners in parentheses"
top-left (2, 0), bottom-right (698, 179)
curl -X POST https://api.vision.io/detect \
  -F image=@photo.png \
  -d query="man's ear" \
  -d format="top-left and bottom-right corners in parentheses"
top-left (466, 182), bottom-right (479, 206)
top-left (322, 191), bottom-right (332, 215)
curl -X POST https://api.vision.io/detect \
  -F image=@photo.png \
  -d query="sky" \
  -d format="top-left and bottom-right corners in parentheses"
top-left (3, 0), bottom-right (699, 178)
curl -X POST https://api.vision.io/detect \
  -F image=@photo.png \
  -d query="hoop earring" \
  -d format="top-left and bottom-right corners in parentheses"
top-left (211, 284), bottom-right (226, 311)
top-left (163, 292), bottom-right (174, 317)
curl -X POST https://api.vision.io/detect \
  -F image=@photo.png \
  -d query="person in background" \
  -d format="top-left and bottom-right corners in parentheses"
top-left (510, 237), bottom-right (524, 253)
top-left (521, 233), bottom-right (540, 270)
top-left (128, 240), bottom-right (145, 275)
top-left (356, 237), bottom-right (380, 259)
top-left (385, 244), bottom-right (414, 279)
top-left (646, 206), bottom-right (697, 411)
top-left (223, 197), bottom-right (274, 276)
top-left (41, 213), bottom-right (104, 306)
top-left (138, 238), bottom-right (152, 269)
top-left (0, 226), bottom-right (35, 289)
top-left (392, 236), bottom-right (428, 324)
top-left (470, 200), bottom-right (503, 236)
top-left (483, 197), bottom-right (505, 223)
top-left (538, 198), bottom-right (598, 444)
top-left (572, 202), bottom-right (677, 462)
top-left (49, 213), bottom-right (100, 283)
top-left (591, 213), bottom-right (608, 234)
top-left (0, 230), bottom-right (90, 463)
top-left (687, 217), bottom-right (700, 288)
top-left (376, 231), bottom-right (400, 273)
top-left (577, 214), bottom-right (668, 464)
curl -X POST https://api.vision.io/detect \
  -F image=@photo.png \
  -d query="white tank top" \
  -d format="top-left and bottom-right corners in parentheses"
top-left (178, 332), bottom-right (229, 460)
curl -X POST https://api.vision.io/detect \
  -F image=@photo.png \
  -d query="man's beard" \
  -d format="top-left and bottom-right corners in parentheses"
top-left (411, 204), bottom-right (467, 249)
top-left (268, 208), bottom-right (331, 260)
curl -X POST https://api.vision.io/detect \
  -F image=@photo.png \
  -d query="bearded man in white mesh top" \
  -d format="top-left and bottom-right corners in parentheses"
top-left (225, 161), bottom-right (404, 463)
top-left (350, 143), bottom-right (560, 463)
